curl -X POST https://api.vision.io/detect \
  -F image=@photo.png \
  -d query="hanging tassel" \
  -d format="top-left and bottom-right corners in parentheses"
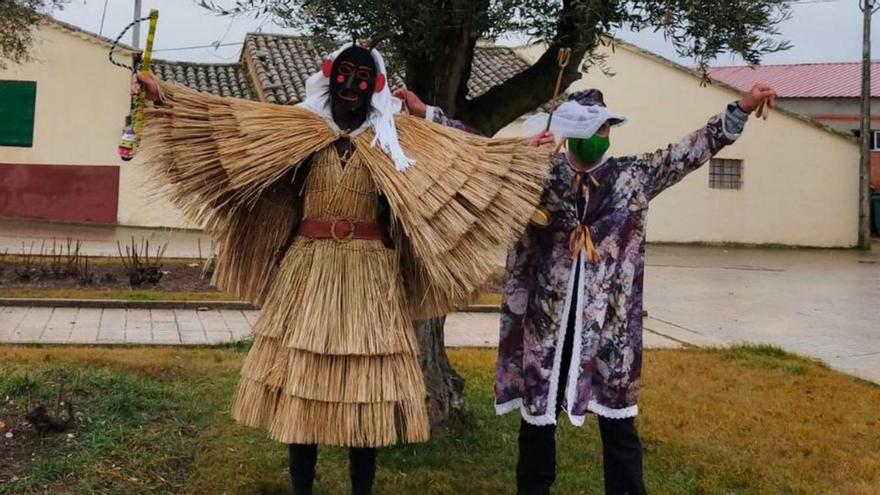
top-left (568, 224), bottom-right (598, 263)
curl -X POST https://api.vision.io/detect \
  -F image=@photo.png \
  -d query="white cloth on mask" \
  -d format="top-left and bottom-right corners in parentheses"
top-left (299, 43), bottom-right (414, 171)
top-left (522, 100), bottom-right (627, 140)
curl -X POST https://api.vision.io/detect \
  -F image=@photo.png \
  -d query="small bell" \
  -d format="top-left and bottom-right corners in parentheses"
top-left (530, 207), bottom-right (552, 228)
top-left (118, 122), bottom-right (137, 162)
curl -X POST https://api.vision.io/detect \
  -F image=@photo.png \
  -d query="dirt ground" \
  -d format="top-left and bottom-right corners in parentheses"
top-left (0, 407), bottom-right (33, 486)
top-left (0, 259), bottom-right (217, 294)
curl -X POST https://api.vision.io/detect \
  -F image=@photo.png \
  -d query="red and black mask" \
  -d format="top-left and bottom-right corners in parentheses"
top-left (323, 45), bottom-right (386, 131)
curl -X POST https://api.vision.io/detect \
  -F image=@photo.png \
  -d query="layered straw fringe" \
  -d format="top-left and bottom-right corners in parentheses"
top-left (233, 378), bottom-right (428, 447)
top-left (358, 114), bottom-right (549, 317)
top-left (139, 82), bottom-right (548, 446)
top-left (140, 81), bottom-right (334, 305)
top-left (255, 239), bottom-right (417, 355)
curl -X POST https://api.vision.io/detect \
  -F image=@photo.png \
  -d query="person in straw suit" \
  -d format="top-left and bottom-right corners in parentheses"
top-left (132, 38), bottom-right (549, 494)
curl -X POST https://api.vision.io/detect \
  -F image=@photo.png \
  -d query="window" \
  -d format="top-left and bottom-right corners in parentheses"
top-left (851, 129), bottom-right (880, 150)
top-left (709, 158), bottom-right (743, 190)
top-left (0, 80), bottom-right (37, 147)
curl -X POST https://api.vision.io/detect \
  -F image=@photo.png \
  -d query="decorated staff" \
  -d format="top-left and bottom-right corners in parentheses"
top-left (111, 9), bottom-right (158, 161)
top-left (127, 37), bottom-right (549, 495)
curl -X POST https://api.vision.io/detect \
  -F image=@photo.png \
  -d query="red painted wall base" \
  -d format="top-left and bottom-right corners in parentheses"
top-left (0, 163), bottom-right (119, 224)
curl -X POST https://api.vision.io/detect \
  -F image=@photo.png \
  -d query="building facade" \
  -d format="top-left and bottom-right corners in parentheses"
top-left (0, 20), bottom-right (861, 247)
top-left (709, 62), bottom-right (880, 189)
top-left (512, 42), bottom-right (860, 247)
top-left (0, 19), bottom-right (134, 224)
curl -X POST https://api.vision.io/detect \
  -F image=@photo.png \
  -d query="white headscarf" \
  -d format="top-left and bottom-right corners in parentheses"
top-left (522, 100), bottom-right (627, 140)
top-left (299, 43), bottom-right (414, 171)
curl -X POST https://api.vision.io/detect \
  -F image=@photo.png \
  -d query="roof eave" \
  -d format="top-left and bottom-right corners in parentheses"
top-left (601, 36), bottom-right (859, 144)
top-left (43, 15), bottom-right (137, 54)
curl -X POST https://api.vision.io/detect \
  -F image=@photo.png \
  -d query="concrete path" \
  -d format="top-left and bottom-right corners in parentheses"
top-left (0, 218), bottom-right (211, 259)
top-left (643, 243), bottom-right (880, 384)
top-left (1, 216), bottom-right (876, 382)
top-left (0, 307), bottom-right (682, 349)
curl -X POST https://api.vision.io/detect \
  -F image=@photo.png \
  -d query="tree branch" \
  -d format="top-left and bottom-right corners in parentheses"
top-left (455, 0), bottom-right (610, 135)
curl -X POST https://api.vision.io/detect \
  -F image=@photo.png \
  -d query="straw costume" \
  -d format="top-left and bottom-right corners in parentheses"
top-left (136, 39), bottom-right (547, 492)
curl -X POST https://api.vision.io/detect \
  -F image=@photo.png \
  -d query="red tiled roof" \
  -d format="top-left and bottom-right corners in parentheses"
top-left (707, 62), bottom-right (880, 98)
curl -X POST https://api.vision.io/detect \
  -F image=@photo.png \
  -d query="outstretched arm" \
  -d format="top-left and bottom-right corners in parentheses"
top-left (392, 88), bottom-right (483, 135)
top-left (631, 83), bottom-right (776, 200)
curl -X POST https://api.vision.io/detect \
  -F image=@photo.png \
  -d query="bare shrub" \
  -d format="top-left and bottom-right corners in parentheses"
top-left (117, 238), bottom-right (167, 287)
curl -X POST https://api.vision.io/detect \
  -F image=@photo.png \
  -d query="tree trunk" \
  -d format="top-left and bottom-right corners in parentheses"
top-left (402, 0), bottom-right (613, 136)
top-left (414, 316), bottom-right (465, 434)
top-left (404, 30), bottom-right (479, 116)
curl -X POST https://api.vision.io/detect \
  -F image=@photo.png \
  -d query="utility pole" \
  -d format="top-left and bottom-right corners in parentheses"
top-left (859, 0), bottom-right (875, 250)
top-left (132, 0), bottom-right (143, 50)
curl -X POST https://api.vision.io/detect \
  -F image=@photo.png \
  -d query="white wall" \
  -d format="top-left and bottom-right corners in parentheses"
top-left (0, 23), bottom-right (131, 166)
top-left (513, 43), bottom-right (860, 247)
top-left (0, 22), bottom-right (193, 229)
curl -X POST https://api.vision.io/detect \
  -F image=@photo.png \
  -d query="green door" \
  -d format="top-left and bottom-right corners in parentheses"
top-left (0, 80), bottom-right (37, 147)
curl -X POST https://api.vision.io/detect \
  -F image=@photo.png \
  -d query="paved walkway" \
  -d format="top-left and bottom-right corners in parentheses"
top-left (0, 306), bottom-right (683, 349)
top-left (643, 242), bottom-right (880, 384)
top-left (1, 217), bottom-right (877, 382)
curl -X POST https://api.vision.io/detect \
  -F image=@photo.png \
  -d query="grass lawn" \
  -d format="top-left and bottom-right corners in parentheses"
top-left (0, 345), bottom-right (878, 495)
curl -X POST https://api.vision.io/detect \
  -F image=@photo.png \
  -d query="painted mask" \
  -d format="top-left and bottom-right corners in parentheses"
top-left (324, 45), bottom-right (386, 131)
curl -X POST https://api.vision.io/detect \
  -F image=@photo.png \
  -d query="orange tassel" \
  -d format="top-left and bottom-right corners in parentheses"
top-left (568, 224), bottom-right (598, 263)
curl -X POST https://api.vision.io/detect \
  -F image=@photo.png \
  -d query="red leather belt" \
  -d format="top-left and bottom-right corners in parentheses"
top-left (297, 218), bottom-right (384, 242)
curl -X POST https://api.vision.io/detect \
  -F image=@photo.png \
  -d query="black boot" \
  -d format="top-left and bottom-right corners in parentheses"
top-left (349, 447), bottom-right (377, 495)
top-left (289, 443), bottom-right (318, 495)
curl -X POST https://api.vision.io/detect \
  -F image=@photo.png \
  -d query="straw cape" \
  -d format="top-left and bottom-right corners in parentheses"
top-left (138, 80), bottom-right (549, 447)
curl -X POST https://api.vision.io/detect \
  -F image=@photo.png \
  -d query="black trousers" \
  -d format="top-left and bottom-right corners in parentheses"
top-left (288, 444), bottom-right (376, 495)
top-left (516, 271), bottom-right (646, 495)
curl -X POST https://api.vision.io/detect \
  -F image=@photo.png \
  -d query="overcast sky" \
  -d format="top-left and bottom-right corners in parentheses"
top-left (52, 0), bottom-right (870, 67)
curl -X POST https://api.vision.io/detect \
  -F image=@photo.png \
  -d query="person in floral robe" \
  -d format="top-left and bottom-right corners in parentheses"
top-left (397, 83), bottom-right (777, 495)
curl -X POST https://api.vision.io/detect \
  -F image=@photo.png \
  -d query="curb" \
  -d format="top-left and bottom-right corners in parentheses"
top-left (0, 298), bottom-right (254, 310)
top-left (0, 298), bottom-right (502, 313)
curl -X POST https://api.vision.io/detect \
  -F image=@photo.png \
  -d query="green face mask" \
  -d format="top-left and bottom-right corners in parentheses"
top-left (568, 134), bottom-right (610, 165)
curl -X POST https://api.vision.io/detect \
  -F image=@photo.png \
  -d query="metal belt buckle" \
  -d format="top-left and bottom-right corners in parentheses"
top-left (330, 218), bottom-right (356, 242)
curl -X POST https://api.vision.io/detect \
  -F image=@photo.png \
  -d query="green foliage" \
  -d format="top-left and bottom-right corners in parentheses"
top-left (198, 0), bottom-right (791, 74)
top-left (197, 0), bottom-right (792, 133)
top-left (0, 0), bottom-right (67, 70)
top-left (624, 0), bottom-right (792, 73)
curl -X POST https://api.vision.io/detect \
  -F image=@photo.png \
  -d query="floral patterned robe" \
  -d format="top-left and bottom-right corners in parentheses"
top-left (494, 105), bottom-right (747, 426)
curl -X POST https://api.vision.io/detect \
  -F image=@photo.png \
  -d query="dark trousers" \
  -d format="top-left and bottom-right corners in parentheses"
top-left (516, 271), bottom-right (646, 495)
top-left (288, 444), bottom-right (376, 495)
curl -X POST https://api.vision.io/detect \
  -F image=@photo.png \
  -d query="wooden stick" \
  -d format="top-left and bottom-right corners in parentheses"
top-left (133, 10), bottom-right (159, 138)
top-left (545, 47), bottom-right (573, 132)
top-left (756, 97), bottom-right (769, 120)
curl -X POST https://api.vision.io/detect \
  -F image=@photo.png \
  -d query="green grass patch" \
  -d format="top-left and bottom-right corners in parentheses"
top-left (0, 346), bottom-right (878, 494)
top-left (717, 344), bottom-right (827, 376)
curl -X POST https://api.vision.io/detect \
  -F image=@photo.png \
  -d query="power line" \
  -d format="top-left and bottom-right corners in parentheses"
top-left (152, 41), bottom-right (244, 52)
top-left (98, 0), bottom-right (109, 36)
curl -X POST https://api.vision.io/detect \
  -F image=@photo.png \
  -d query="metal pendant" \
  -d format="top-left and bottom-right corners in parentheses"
top-left (530, 207), bottom-right (552, 228)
